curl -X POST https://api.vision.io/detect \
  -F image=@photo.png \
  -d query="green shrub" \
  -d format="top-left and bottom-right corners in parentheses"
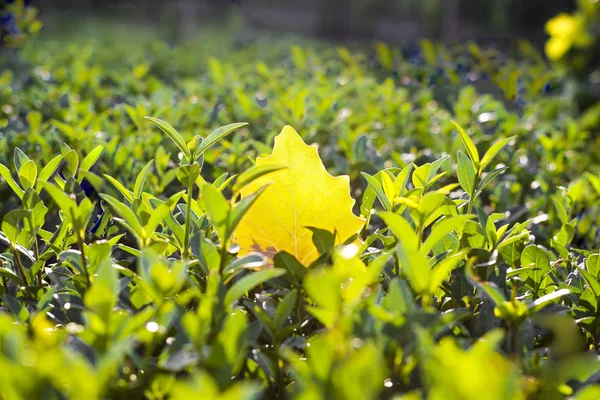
top-left (0, 19), bottom-right (599, 399)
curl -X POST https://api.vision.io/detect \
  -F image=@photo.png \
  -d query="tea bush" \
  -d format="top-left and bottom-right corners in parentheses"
top-left (0, 14), bottom-right (600, 400)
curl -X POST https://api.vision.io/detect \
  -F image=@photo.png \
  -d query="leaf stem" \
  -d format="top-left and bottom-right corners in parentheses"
top-left (183, 181), bottom-right (193, 261)
top-left (70, 209), bottom-right (90, 288)
top-left (34, 238), bottom-right (42, 286)
top-left (466, 176), bottom-right (478, 215)
top-left (12, 246), bottom-right (28, 286)
top-left (78, 233), bottom-right (90, 288)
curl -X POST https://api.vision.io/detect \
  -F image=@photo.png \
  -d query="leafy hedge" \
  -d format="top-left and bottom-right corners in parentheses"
top-left (0, 17), bottom-right (599, 400)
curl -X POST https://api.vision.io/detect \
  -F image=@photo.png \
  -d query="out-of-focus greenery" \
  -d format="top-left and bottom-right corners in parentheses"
top-left (4, 21), bottom-right (598, 244)
top-left (0, 14), bottom-right (599, 399)
top-left (0, 0), bottom-right (41, 47)
top-left (545, 0), bottom-right (600, 110)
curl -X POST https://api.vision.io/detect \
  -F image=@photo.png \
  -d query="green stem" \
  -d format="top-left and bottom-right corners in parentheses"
top-left (467, 176), bottom-right (479, 215)
top-left (78, 233), bottom-right (90, 288)
top-left (183, 182), bottom-right (193, 261)
top-left (12, 246), bottom-right (29, 286)
top-left (219, 237), bottom-right (229, 273)
top-left (592, 325), bottom-right (598, 352)
top-left (466, 197), bottom-right (473, 215)
top-left (594, 303), bottom-right (600, 351)
top-left (69, 210), bottom-right (90, 288)
top-left (34, 238), bottom-right (42, 286)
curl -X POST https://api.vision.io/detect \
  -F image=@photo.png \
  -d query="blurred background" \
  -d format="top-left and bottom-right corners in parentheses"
top-left (34, 0), bottom-right (577, 45)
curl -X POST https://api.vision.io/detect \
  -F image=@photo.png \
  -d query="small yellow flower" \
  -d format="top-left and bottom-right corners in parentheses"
top-left (545, 13), bottom-right (592, 61)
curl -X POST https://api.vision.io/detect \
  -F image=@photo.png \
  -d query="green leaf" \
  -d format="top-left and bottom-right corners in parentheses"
top-left (476, 167), bottom-right (508, 195)
top-left (412, 163), bottom-right (430, 188)
top-left (145, 203), bottom-right (172, 239)
top-left (217, 174), bottom-right (237, 192)
top-left (457, 151), bottom-right (476, 196)
top-left (274, 290), bottom-right (297, 328)
top-left (43, 183), bottom-right (78, 216)
top-left (23, 190), bottom-right (47, 231)
top-left (61, 150), bottom-right (79, 180)
top-left (416, 192), bottom-right (446, 222)
top-left (225, 269), bottom-right (286, 306)
top-left (307, 227), bottom-right (335, 255)
top-left (304, 269), bottom-right (341, 319)
top-left (2, 294), bottom-right (29, 323)
top-left (428, 156), bottom-right (450, 180)
top-left (528, 288), bottom-right (571, 314)
top-left (379, 211), bottom-right (418, 251)
top-left (393, 163), bottom-right (414, 195)
top-left (101, 194), bottom-right (145, 244)
top-left (461, 220), bottom-right (487, 248)
top-left (224, 252), bottom-right (267, 272)
top-left (479, 136), bottom-right (515, 173)
top-left (13, 148), bottom-right (30, 172)
top-left (0, 266), bottom-right (22, 285)
top-left (1, 209), bottom-right (32, 244)
top-left (476, 207), bottom-right (498, 248)
top-left (361, 172), bottom-right (392, 211)
top-left (273, 251), bottom-right (306, 284)
top-left (396, 241), bottom-right (430, 295)
top-left (553, 194), bottom-right (569, 224)
top-left (212, 172), bottom-right (230, 190)
top-left (451, 120), bottom-right (479, 166)
top-left (520, 245), bottom-right (551, 292)
top-left (521, 245), bottom-right (550, 270)
top-left (123, 103), bottom-right (140, 127)
top-left (104, 174), bottom-right (134, 204)
top-left (202, 184), bottom-right (230, 242)
top-left (18, 160), bottom-right (37, 190)
top-left (385, 278), bottom-right (416, 315)
top-left (506, 267), bottom-right (538, 279)
top-left (587, 254), bottom-right (600, 279)
top-left (134, 160), bottom-right (154, 199)
top-left (85, 259), bottom-right (119, 319)
top-left (195, 122), bottom-right (248, 158)
top-left (176, 163), bottom-right (200, 189)
top-left (381, 171), bottom-right (396, 203)
top-left (578, 267), bottom-right (600, 299)
top-left (0, 163), bottom-right (24, 199)
top-left (421, 215), bottom-right (474, 255)
top-left (145, 116), bottom-right (191, 162)
top-left (429, 251), bottom-right (465, 294)
top-left (479, 281), bottom-right (507, 305)
top-left (79, 145), bottom-right (104, 178)
top-left (36, 155), bottom-right (62, 192)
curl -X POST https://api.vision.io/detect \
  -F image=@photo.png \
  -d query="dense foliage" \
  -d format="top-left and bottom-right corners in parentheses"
top-left (0, 0), bottom-right (41, 47)
top-left (1, 12), bottom-right (600, 400)
top-left (545, 0), bottom-right (600, 111)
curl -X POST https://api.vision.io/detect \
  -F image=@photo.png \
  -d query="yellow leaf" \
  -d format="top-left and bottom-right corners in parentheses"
top-left (236, 125), bottom-right (365, 266)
